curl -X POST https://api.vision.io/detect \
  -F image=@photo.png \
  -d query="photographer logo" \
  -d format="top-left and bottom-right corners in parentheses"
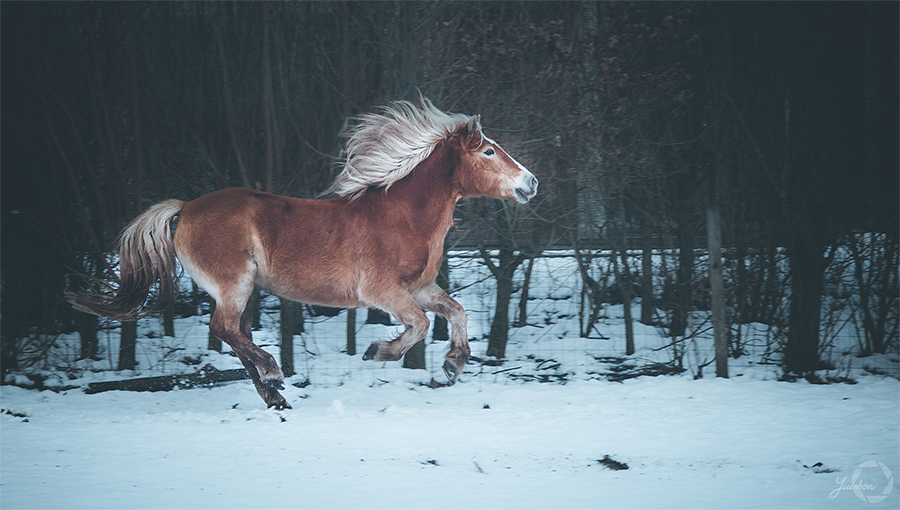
top-left (829, 461), bottom-right (893, 503)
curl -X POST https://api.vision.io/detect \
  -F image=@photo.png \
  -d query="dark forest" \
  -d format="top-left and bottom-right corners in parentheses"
top-left (1, 2), bottom-right (897, 380)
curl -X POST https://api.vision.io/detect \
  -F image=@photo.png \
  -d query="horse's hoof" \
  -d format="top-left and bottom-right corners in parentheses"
top-left (363, 341), bottom-right (401, 362)
top-left (442, 360), bottom-right (460, 385)
top-left (363, 342), bottom-right (379, 361)
top-left (268, 398), bottom-right (292, 410)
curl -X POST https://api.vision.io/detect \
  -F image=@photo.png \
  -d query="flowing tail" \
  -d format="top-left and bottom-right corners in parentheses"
top-left (68, 199), bottom-right (184, 321)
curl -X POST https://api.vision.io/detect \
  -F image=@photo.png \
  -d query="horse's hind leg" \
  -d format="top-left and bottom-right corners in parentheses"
top-left (236, 356), bottom-right (290, 410)
top-left (413, 284), bottom-right (470, 384)
top-left (239, 298), bottom-right (288, 392)
top-left (209, 286), bottom-right (290, 410)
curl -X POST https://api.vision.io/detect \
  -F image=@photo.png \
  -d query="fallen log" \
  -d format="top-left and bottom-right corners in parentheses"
top-left (606, 361), bottom-right (685, 382)
top-left (84, 365), bottom-right (248, 394)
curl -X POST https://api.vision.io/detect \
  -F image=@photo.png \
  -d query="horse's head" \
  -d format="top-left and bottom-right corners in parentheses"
top-left (453, 117), bottom-right (538, 204)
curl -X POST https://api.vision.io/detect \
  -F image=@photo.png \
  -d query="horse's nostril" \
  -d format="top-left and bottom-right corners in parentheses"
top-left (531, 176), bottom-right (539, 189)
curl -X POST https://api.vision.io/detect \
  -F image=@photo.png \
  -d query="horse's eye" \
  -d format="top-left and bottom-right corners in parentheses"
top-left (483, 148), bottom-right (495, 156)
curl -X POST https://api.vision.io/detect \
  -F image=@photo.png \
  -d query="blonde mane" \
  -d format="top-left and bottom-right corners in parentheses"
top-left (325, 98), bottom-right (481, 199)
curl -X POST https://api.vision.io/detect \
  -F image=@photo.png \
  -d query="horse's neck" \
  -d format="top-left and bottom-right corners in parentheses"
top-left (368, 143), bottom-right (459, 242)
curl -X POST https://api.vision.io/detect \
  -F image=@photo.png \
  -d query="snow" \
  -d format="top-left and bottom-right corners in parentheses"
top-left (2, 375), bottom-right (898, 509)
top-left (2, 253), bottom-right (898, 509)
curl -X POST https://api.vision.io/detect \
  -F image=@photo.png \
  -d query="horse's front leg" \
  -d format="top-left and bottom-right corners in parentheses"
top-left (413, 284), bottom-right (469, 384)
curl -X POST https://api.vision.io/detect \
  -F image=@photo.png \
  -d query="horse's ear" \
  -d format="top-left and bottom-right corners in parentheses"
top-left (462, 115), bottom-right (483, 151)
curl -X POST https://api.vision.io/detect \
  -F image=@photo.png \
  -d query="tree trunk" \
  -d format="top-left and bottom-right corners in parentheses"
top-left (516, 256), bottom-right (534, 328)
top-left (402, 265), bottom-right (427, 370)
top-left (848, 236), bottom-right (875, 356)
top-left (346, 308), bottom-right (357, 356)
top-left (118, 320), bottom-right (137, 371)
top-left (402, 339), bottom-right (426, 370)
top-left (251, 288), bottom-right (261, 331)
top-left (192, 282), bottom-right (202, 317)
top-left (75, 310), bottom-right (99, 361)
top-left (0, 331), bottom-right (18, 376)
top-left (671, 173), bottom-right (695, 338)
top-left (706, 204), bottom-right (728, 378)
top-left (366, 308), bottom-right (392, 325)
top-left (486, 248), bottom-right (517, 359)
top-left (761, 241), bottom-right (779, 326)
top-left (872, 238), bottom-right (899, 354)
top-left (212, 16), bottom-right (251, 188)
top-left (432, 254), bottom-right (450, 340)
top-left (162, 309), bottom-right (175, 337)
top-left (261, 4), bottom-right (276, 194)
top-left (733, 232), bottom-right (748, 352)
top-left (849, 235), bottom-right (897, 356)
top-left (615, 247), bottom-right (635, 356)
top-left (783, 239), bottom-right (826, 376)
top-left (162, 277), bottom-right (175, 337)
top-left (640, 216), bottom-right (654, 325)
top-left (400, 2), bottom-right (417, 102)
top-left (671, 226), bottom-right (694, 337)
top-left (279, 298), bottom-right (302, 378)
top-left (574, 245), bottom-right (602, 338)
top-left (207, 298), bottom-right (221, 352)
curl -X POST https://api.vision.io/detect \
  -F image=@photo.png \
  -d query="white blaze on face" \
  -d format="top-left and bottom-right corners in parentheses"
top-left (483, 136), bottom-right (538, 204)
top-left (509, 155), bottom-right (538, 204)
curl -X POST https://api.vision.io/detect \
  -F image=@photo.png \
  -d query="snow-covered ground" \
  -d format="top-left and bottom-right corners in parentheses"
top-left (2, 372), bottom-right (898, 509)
top-left (2, 254), bottom-right (898, 509)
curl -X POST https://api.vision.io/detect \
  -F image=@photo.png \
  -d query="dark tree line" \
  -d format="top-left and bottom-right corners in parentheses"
top-left (2, 2), bottom-right (896, 379)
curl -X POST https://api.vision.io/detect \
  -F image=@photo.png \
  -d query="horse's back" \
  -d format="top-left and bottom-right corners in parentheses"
top-left (175, 187), bottom-right (363, 307)
top-left (177, 187), bottom-right (330, 253)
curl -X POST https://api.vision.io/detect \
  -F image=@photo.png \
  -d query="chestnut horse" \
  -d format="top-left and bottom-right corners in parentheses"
top-left (69, 98), bottom-right (538, 409)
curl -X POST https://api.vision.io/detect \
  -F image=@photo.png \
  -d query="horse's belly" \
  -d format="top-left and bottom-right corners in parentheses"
top-left (258, 265), bottom-right (364, 309)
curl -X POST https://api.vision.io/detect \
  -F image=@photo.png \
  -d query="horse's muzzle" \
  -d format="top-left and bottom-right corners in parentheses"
top-left (514, 172), bottom-right (539, 204)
